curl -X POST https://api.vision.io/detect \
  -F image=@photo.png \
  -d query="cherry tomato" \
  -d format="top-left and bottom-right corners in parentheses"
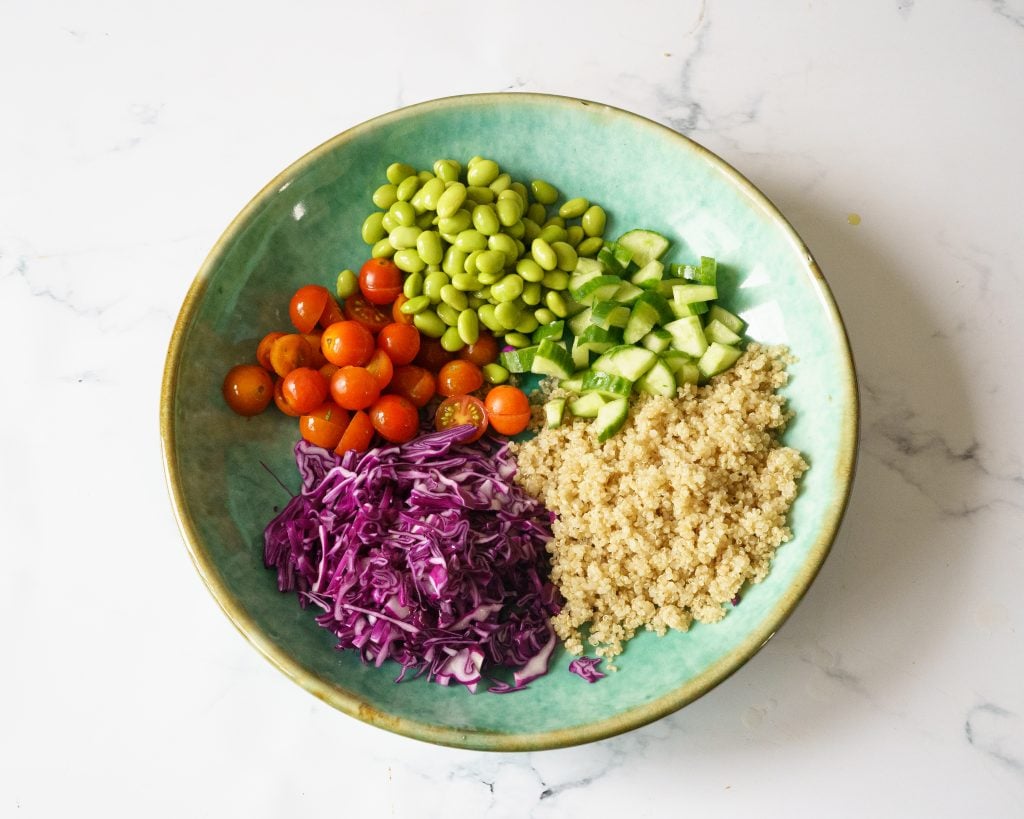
top-left (458, 331), bottom-right (499, 367)
top-left (434, 395), bottom-right (488, 443)
top-left (365, 349), bottom-right (394, 390)
top-left (301, 333), bottom-right (327, 368)
top-left (256, 331), bottom-right (285, 371)
top-left (414, 337), bottom-right (456, 371)
top-left (318, 296), bottom-right (345, 329)
top-left (299, 401), bottom-right (350, 449)
top-left (319, 363), bottom-right (339, 381)
top-left (377, 323), bottom-right (421, 366)
top-left (437, 360), bottom-right (484, 397)
top-left (388, 365), bottom-right (436, 408)
top-left (330, 366), bottom-right (382, 411)
top-left (343, 292), bottom-right (392, 333)
top-left (321, 320), bottom-right (374, 367)
top-left (369, 395), bottom-right (420, 444)
top-left (269, 334), bottom-right (314, 377)
top-left (279, 367), bottom-right (329, 415)
top-left (274, 378), bottom-right (302, 416)
top-left (222, 364), bottom-right (273, 416)
top-left (359, 258), bottom-right (403, 305)
top-left (335, 409), bottom-right (375, 454)
top-left (391, 294), bottom-right (414, 325)
top-left (484, 385), bottom-right (532, 435)
top-left (289, 285), bottom-right (330, 334)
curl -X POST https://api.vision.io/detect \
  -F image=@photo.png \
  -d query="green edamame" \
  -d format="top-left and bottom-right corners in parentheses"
top-left (419, 178), bottom-right (446, 211)
top-left (542, 270), bottom-right (570, 290)
top-left (463, 250), bottom-right (482, 275)
top-left (413, 310), bottom-right (446, 338)
top-left (440, 326), bottom-right (465, 352)
top-left (451, 272), bottom-right (481, 291)
top-left (400, 294), bottom-right (431, 315)
top-left (566, 225), bottom-right (584, 247)
top-left (416, 230), bottom-right (444, 265)
top-left (371, 238), bottom-right (396, 258)
top-left (516, 258), bottom-right (545, 282)
top-left (494, 300), bottom-right (522, 329)
top-left (394, 248), bottom-right (426, 273)
top-left (476, 270), bottom-right (500, 285)
top-left (373, 184), bottom-right (398, 209)
top-left (336, 269), bottom-right (358, 299)
top-left (538, 224), bottom-right (567, 244)
top-left (531, 238), bottom-right (557, 271)
top-left (386, 162), bottom-right (416, 185)
top-left (455, 230), bottom-right (488, 253)
top-left (476, 249), bottom-right (506, 277)
top-left (496, 197), bottom-right (523, 227)
top-left (543, 216), bottom-right (566, 229)
top-left (530, 179), bottom-right (558, 205)
top-left (506, 219), bottom-right (526, 239)
top-left (390, 200), bottom-right (416, 226)
top-left (415, 211), bottom-right (435, 230)
top-left (491, 273), bottom-right (525, 303)
top-left (521, 218), bottom-right (541, 242)
top-left (582, 205), bottom-right (606, 237)
top-left (436, 302), bottom-right (461, 327)
top-left (545, 290), bottom-right (569, 318)
top-left (521, 281), bottom-right (542, 306)
top-left (534, 307), bottom-right (557, 325)
top-left (389, 225), bottom-right (421, 249)
top-left (436, 182), bottom-right (467, 218)
top-left (489, 172), bottom-right (511, 194)
top-left (488, 233), bottom-right (518, 259)
top-left (472, 204), bottom-right (500, 236)
top-left (417, 170), bottom-right (434, 184)
top-left (515, 312), bottom-right (539, 334)
top-left (396, 175), bottom-right (420, 202)
top-left (423, 270), bottom-right (450, 303)
top-left (402, 271), bottom-right (424, 299)
top-left (479, 304), bottom-right (503, 333)
top-left (526, 202), bottom-right (547, 224)
top-left (465, 186), bottom-right (495, 205)
top-left (440, 284), bottom-right (468, 311)
top-left (504, 332), bottom-right (532, 348)
top-left (551, 241), bottom-right (578, 272)
top-left (467, 295), bottom-right (484, 310)
top-left (577, 236), bottom-right (604, 257)
top-left (467, 159), bottom-right (500, 187)
top-left (438, 209), bottom-right (472, 234)
top-left (381, 211), bottom-right (398, 233)
top-left (482, 363), bottom-right (509, 385)
top-left (362, 212), bottom-right (386, 244)
top-left (559, 197), bottom-right (589, 219)
top-left (443, 246), bottom-right (467, 277)
top-left (457, 309), bottom-right (480, 345)
top-left (434, 160), bottom-right (459, 183)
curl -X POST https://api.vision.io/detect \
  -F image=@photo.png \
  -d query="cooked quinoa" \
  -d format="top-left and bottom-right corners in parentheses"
top-left (511, 344), bottom-right (807, 662)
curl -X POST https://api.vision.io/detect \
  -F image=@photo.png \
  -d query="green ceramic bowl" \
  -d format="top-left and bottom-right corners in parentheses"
top-left (161, 93), bottom-right (858, 751)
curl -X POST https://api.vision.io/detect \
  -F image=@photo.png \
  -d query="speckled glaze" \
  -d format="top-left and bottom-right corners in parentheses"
top-left (160, 93), bottom-right (857, 751)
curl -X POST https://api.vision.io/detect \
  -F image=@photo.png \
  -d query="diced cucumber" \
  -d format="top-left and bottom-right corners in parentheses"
top-left (660, 350), bottom-right (691, 373)
top-left (567, 263), bottom-right (603, 294)
top-left (677, 361), bottom-right (700, 385)
top-left (530, 338), bottom-right (575, 379)
top-left (576, 324), bottom-right (623, 353)
top-left (499, 345), bottom-right (539, 373)
top-left (570, 275), bottom-right (622, 306)
top-left (669, 262), bottom-right (697, 279)
top-left (559, 372), bottom-right (587, 393)
top-left (635, 360), bottom-right (677, 397)
top-left (593, 397), bottom-right (630, 442)
top-left (544, 398), bottom-right (566, 428)
top-left (630, 259), bottom-right (664, 289)
top-left (612, 282), bottom-right (645, 305)
top-left (532, 320), bottom-right (565, 344)
top-left (623, 298), bottom-right (661, 345)
top-left (695, 256), bottom-right (717, 286)
top-left (697, 342), bottom-right (743, 378)
top-left (664, 316), bottom-right (709, 358)
top-left (669, 299), bottom-right (708, 319)
top-left (672, 284), bottom-right (719, 305)
top-left (592, 345), bottom-right (658, 381)
top-left (568, 307), bottom-right (592, 337)
top-left (703, 318), bottom-right (742, 346)
top-left (654, 277), bottom-right (688, 297)
top-left (581, 369), bottom-right (633, 399)
top-left (641, 328), bottom-right (673, 353)
top-left (597, 244), bottom-right (627, 276)
top-left (616, 229), bottom-right (670, 267)
top-left (590, 300), bottom-right (631, 330)
top-left (570, 336), bottom-right (590, 369)
top-left (707, 304), bottom-right (746, 335)
top-left (569, 392), bottom-right (606, 418)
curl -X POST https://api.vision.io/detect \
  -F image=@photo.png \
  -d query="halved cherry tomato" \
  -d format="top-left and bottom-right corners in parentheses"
top-left (369, 395), bottom-right (420, 443)
top-left (335, 409), bottom-right (375, 454)
top-left (359, 258), bottom-right (403, 305)
top-left (318, 296), bottom-right (345, 329)
top-left (434, 395), bottom-right (488, 443)
top-left (269, 334), bottom-right (314, 377)
top-left (365, 349), bottom-right (394, 390)
top-left (388, 365), bottom-right (436, 408)
top-left (414, 337), bottom-right (455, 371)
top-left (321, 320), bottom-right (374, 367)
top-left (436, 360), bottom-right (484, 397)
top-left (222, 365), bottom-right (274, 416)
top-left (256, 331), bottom-right (285, 371)
top-left (274, 378), bottom-right (302, 416)
top-left (279, 367), bottom-right (329, 415)
top-left (377, 323), bottom-right (420, 366)
top-left (289, 285), bottom-right (330, 334)
top-left (458, 331), bottom-right (499, 367)
top-left (319, 363), bottom-right (339, 381)
top-left (330, 366), bottom-right (382, 411)
top-left (484, 385), bottom-right (532, 435)
top-left (343, 292), bottom-right (392, 333)
top-left (301, 333), bottom-right (327, 368)
top-left (391, 294), bottom-right (414, 325)
top-left (299, 401), bottom-right (350, 449)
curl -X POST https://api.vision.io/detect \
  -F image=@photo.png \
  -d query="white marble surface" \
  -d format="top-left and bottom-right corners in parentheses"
top-left (3, 0), bottom-right (1023, 815)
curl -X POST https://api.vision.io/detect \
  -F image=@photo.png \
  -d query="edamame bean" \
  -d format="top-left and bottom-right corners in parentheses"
top-left (526, 203), bottom-right (547, 224)
top-left (440, 284), bottom-right (468, 311)
top-left (396, 175), bottom-right (420, 202)
top-left (336, 269), bottom-right (358, 299)
top-left (467, 155), bottom-right (484, 166)
top-left (491, 273), bottom-right (525, 303)
top-left (400, 294), bottom-right (431, 315)
top-left (381, 211), bottom-right (398, 232)
top-left (496, 197), bottom-right (523, 227)
top-left (516, 258), bottom-right (545, 282)
top-left (559, 197), bottom-right (589, 219)
top-left (423, 270), bottom-right (450, 303)
top-left (544, 216), bottom-right (566, 229)
top-left (534, 307), bottom-right (557, 325)
top-left (521, 218), bottom-right (541, 242)
top-left (394, 248), bottom-right (426, 273)
top-left (474, 286), bottom-right (492, 301)
top-left (545, 290), bottom-right (569, 318)
top-left (443, 246), bottom-right (467, 277)
top-left (482, 363), bottom-right (509, 385)
top-left (467, 295), bottom-right (484, 309)
top-left (362, 212), bottom-right (386, 244)
top-left (451, 272), bottom-right (481, 291)
top-left (409, 189), bottom-right (428, 214)
top-left (463, 250), bottom-right (482, 275)
top-left (438, 208), bottom-right (472, 234)
top-left (510, 181), bottom-right (529, 203)
top-left (577, 236), bottom-right (604, 257)
top-left (476, 249), bottom-right (506, 277)
top-left (389, 225), bottom-right (421, 249)
top-left (506, 219), bottom-right (526, 239)
top-left (436, 302), bottom-right (461, 327)
top-left (415, 211), bottom-right (435, 229)
top-left (488, 233), bottom-right (518, 259)
top-left (539, 224), bottom-right (567, 244)
top-left (403, 271), bottom-right (424, 299)
top-left (440, 326), bottom-right (465, 352)
top-left (542, 270), bottom-right (570, 290)
top-left (531, 238), bottom-right (557, 271)
top-left (472, 204), bottom-right (500, 236)
top-left (490, 173), bottom-right (512, 194)
top-left (386, 162), bottom-right (416, 185)
top-left (434, 159), bottom-right (460, 183)
top-left (515, 312), bottom-right (539, 334)
top-left (582, 205), bottom-right (606, 237)
top-left (479, 304), bottom-right (503, 333)
top-left (391, 200), bottom-right (416, 226)
top-left (417, 230), bottom-right (444, 265)
top-left (373, 184), bottom-right (398, 209)
top-left (457, 309), bottom-right (479, 345)
top-left (436, 182), bottom-right (467, 218)
top-left (455, 230), bottom-right (488, 253)
top-left (413, 310), bottom-right (446, 338)
top-left (494, 301), bottom-right (522, 329)
top-left (566, 225), bottom-right (584, 247)
top-left (504, 332), bottom-right (532, 348)
top-left (420, 178), bottom-right (446, 211)
top-left (465, 185), bottom-right (495, 205)
top-left (372, 238), bottom-right (396, 258)
top-left (521, 281), bottom-right (542, 306)
top-left (530, 179), bottom-right (558, 205)
top-left (477, 270), bottom-right (500, 285)
top-left (417, 170), bottom-right (434, 184)
top-left (551, 241), bottom-right (578, 272)
top-left (467, 159), bottom-right (500, 187)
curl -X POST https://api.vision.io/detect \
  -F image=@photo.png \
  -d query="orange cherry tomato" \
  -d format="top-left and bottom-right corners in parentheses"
top-left (359, 258), bottom-right (403, 305)
top-left (301, 333), bottom-right (327, 368)
top-left (299, 401), bottom-right (350, 449)
top-left (377, 323), bottom-right (421, 366)
top-left (434, 395), bottom-right (488, 443)
top-left (273, 379), bottom-right (301, 416)
top-left (343, 292), bottom-right (392, 333)
top-left (289, 285), bottom-right (330, 334)
top-left (391, 294), bottom-right (414, 325)
top-left (330, 366), bottom-right (382, 411)
top-left (369, 395), bottom-right (420, 444)
top-left (436, 360), bottom-right (484, 397)
top-left (388, 365), bottom-right (436, 408)
top-left (365, 349), bottom-right (394, 390)
top-left (457, 332), bottom-right (499, 367)
top-left (222, 364), bottom-right (274, 416)
top-left (318, 296), bottom-right (345, 329)
top-left (484, 385), bottom-right (532, 435)
top-left (269, 334), bottom-right (314, 378)
top-left (279, 367), bottom-right (329, 415)
top-left (413, 337), bottom-right (455, 371)
top-left (256, 331), bottom-right (285, 371)
top-left (335, 409), bottom-right (375, 455)
top-left (319, 363), bottom-right (339, 381)
top-left (321, 320), bottom-right (375, 367)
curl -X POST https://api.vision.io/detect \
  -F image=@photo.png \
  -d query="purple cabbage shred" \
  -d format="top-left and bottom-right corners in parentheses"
top-left (568, 656), bottom-right (606, 683)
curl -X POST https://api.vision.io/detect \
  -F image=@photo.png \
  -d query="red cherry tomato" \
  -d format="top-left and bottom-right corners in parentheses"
top-left (321, 320), bottom-right (375, 367)
top-left (299, 401), bottom-right (350, 449)
top-left (330, 366), bottom-right (382, 411)
top-left (274, 378), bottom-right (302, 417)
top-left (377, 323), bottom-right (421, 366)
top-left (436, 360), bottom-right (484, 397)
top-left (279, 367), bottom-right (329, 415)
top-left (319, 363), bottom-right (339, 381)
top-left (289, 285), bottom-right (330, 334)
top-left (365, 349), bottom-right (394, 390)
top-left (301, 333), bottom-right (327, 368)
top-left (388, 365), bottom-right (436, 408)
top-left (269, 334), bottom-right (315, 377)
top-left (256, 331), bottom-right (285, 371)
top-left (369, 395), bottom-right (420, 443)
top-left (343, 292), bottom-right (392, 333)
top-left (359, 258), bottom-right (403, 305)
top-left (222, 365), bottom-right (274, 416)
top-left (457, 332), bottom-right (499, 367)
top-left (484, 385), bottom-right (532, 435)
top-left (318, 296), bottom-right (345, 329)
top-left (335, 409), bottom-right (375, 454)
top-left (434, 395), bottom-right (488, 443)
top-left (391, 294), bottom-right (415, 326)
top-left (413, 337), bottom-right (455, 371)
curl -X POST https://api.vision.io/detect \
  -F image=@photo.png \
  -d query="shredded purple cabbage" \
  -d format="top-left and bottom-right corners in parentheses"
top-left (263, 426), bottom-right (562, 693)
top-left (568, 656), bottom-right (606, 683)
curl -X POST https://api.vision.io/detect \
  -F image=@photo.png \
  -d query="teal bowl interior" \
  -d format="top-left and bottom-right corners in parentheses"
top-left (161, 93), bottom-right (858, 751)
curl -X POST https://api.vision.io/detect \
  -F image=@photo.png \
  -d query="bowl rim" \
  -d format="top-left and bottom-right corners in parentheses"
top-left (160, 91), bottom-right (859, 752)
